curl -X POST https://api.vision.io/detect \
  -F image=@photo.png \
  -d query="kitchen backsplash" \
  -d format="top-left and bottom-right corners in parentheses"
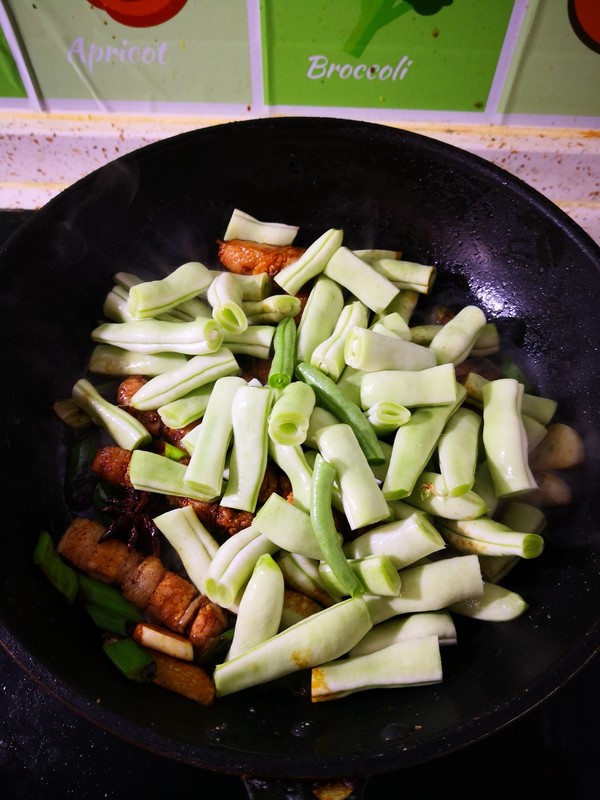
top-left (0, 0), bottom-right (598, 125)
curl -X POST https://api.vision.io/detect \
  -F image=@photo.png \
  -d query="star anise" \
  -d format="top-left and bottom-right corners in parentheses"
top-left (99, 487), bottom-right (163, 557)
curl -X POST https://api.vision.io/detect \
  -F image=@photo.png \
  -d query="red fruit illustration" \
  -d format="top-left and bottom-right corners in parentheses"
top-left (88, 0), bottom-right (188, 28)
top-left (568, 0), bottom-right (600, 54)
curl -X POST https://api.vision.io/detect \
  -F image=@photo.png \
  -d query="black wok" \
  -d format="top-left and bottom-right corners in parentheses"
top-left (0, 117), bottom-right (599, 799)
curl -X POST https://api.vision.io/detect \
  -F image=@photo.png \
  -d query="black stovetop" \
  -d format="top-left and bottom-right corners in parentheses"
top-left (0, 209), bottom-right (598, 799)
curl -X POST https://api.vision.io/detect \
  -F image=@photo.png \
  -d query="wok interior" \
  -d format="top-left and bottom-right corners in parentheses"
top-left (1, 118), bottom-right (599, 779)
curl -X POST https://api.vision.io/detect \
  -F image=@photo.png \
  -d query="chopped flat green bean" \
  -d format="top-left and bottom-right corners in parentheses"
top-left (268, 316), bottom-right (297, 389)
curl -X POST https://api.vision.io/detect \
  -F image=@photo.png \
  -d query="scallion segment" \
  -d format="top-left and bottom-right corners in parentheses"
top-left (33, 530), bottom-right (79, 603)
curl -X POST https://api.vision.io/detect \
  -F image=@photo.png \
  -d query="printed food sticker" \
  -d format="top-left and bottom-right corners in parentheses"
top-left (260, 0), bottom-right (517, 111)
top-left (2, 0), bottom-right (251, 107)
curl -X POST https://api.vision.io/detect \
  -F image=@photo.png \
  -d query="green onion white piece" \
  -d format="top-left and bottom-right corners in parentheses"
top-left (310, 300), bottom-right (369, 381)
top-left (324, 246), bottom-right (400, 314)
top-left (437, 517), bottom-right (545, 559)
top-left (71, 379), bottom-right (151, 450)
top-left (437, 406), bottom-right (482, 496)
top-left (360, 363), bottom-right (458, 409)
top-left (183, 376), bottom-right (247, 498)
top-left (225, 553), bottom-right (285, 662)
top-left (404, 471), bottom-right (488, 520)
top-left (207, 271), bottom-right (248, 334)
top-left (152, 505), bottom-right (219, 595)
top-left (311, 635), bottom-right (443, 702)
top-left (344, 326), bottom-right (436, 372)
top-left (343, 512), bottom-right (446, 569)
top-left (382, 385), bottom-right (467, 500)
top-left (223, 208), bottom-right (299, 245)
top-left (364, 401), bottom-right (411, 436)
top-left (91, 317), bottom-right (223, 356)
top-left (364, 554), bottom-right (484, 625)
top-left (319, 554), bottom-right (401, 599)
top-left (482, 378), bottom-right (538, 498)
top-left (205, 525), bottom-right (278, 611)
top-left (213, 596), bottom-right (372, 697)
top-left (253, 493), bottom-right (325, 560)
top-left (157, 383), bottom-right (214, 429)
top-left (88, 345), bottom-right (188, 377)
top-left (274, 228), bottom-right (343, 296)
top-left (268, 381), bottom-right (316, 446)
top-left (372, 258), bottom-right (436, 294)
top-left (242, 294), bottom-right (302, 325)
top-left (349, 611), bottom-right (457, 657)
top-left (296, 275), bottom-right (345, 364)
top-left (128, 450), bottom-right (215, 501)
top-left (127, 261), bottom-right (213, 319)
top-left (267, 440), bottom-right (313, 512)
top-left (449, 581), bottom-right (529, 621)
top-left (221, 385), bottom-right (273, 512)
top-left (221, 324), bottom-right (275, 359)
top-left (428, 305), bottom-right (487, 365)
top-left (129, 347), bottom-right (240, 410)
top-left (315, 423), bottom-right (390, 530)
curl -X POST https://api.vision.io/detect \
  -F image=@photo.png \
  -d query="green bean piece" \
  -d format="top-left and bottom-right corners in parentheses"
top-left (207, 271), bottom-right (248, 334)
top-left (153, 505), bottom-right (220, 595)
top-left (91, 317), bottom-right (223, 356)
top-left (296, 275), bottom-right (345, 363)
top-left (276, 552), bottom-right (337, 607)
top-left (304, 405), bottom-right (341, 449)
top-left (311, 635), bottom-right (443, 702)
top-left (268, 381), bottom-right (316, 447)
top-left (129, 450), bottom-right (217, 501)
top-left (449, 581), bottom-right (529, 621)
top-left (335, 365), bottom-right (365, 407)
top-left (343, 512), bottom-right (445, 569)
top-left (129, 347), bottom-right (240, 410)
top-left (72, 379), bottom-right (151, 451)
top-left (382, 385), bottom-right (466, 501)
top-left (364, 554), bottom-right (484, 625)
top-left (221, 324), bottom-right (275, 359)
top-left (372, 258), bottom-right (437, 294)
top-left (437, 406), bottom-right (482, 496)
top-left (226, 553), bottom-right (285, 662)
top-left (214, 596), bottom-right (372, 697)
top-left (360, 363), bottom-right (458, 409)
top-left (223, 208), bottom-right (299, 245)
top-left (221, 385), bottom-right (273, 512)
top-left (183, 376), bottom-right (247, 498)
top-left (205, 526), bottom-right (278, 612)
top-left (349, 611), bottom-right (457, 657)
top-left (102, 638), bottom-right (155, 683)
top-left (482, 378), bottom-right (538, 498)
top-left (157, 383), bottom-right (214, 429)
top-left (436, 517), bottom-right (545, 559)
top-left (315, 425), bottom-right (390, 530)
top-left (364, 401), bottom-right (411, 436)
top-left (274, 228), bottom-right (343, 296)
top-left (295, 362), bottom-right (385, 466)
top-left (33, 530), bottom-right (79, 603)
top-left (324, 246), bottom-right (399, 314)
top-left (405, 471), bottom-right (488, 520)
top-left (127, 261), bottom-right (213, 319)
top-left (353, 248), bottom-right (401, 263)
top-left (345, 326), bottom-right (436, 373)
top-left (376, 289), bottom-right (419, 324)
top-left (310, 454), bottom-right (363, 597)
top-left (369, 311), bottom-right (411, 340)
top-left (268, 316), bottom-right (297, 389)
top-left (254, 493), bottom-right (325, 560)
top-left (462, 371), bottom-right (558, 426)
top-left (429, 305), bottom-right (487, 365)
top-left (242, 294), bottom-right (302, 325)
top-left (311, 300), bottom-right (369, 381)
top-left (268, 440), bottom-right (314, 513)
top-left (88, 345), bottom-right (188, 377)
top-left (319, 554), bottom-right (401, 599)
top-left (478, 501), bottom-right (547, 582)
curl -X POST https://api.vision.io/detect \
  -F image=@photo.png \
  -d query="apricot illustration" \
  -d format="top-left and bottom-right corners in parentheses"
top-left (88, 0), bottom-right (188, 28)
top-left (568, 0), bottom-right (600, 53)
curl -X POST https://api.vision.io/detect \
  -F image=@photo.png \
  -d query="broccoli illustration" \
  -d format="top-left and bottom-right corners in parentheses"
top-left (344, 0), bottom-right (453, 58)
